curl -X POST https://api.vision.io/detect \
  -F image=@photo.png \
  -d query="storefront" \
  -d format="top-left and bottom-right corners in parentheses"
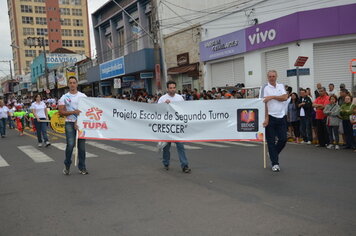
top-left (200, 3), bottom-right (356, 92)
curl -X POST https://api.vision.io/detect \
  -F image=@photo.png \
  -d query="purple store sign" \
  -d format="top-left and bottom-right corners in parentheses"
top-left (200, 3), bottom-right (356, 62)
top-left (199, 30), bottom-right (246, 62)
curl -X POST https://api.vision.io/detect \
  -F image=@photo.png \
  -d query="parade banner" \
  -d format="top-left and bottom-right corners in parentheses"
top-left (77, 98), bottom-right (265, 142)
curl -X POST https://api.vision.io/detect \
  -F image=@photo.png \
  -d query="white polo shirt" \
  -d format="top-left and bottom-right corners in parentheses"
top-left (260, 82), bottom-right (287, 118)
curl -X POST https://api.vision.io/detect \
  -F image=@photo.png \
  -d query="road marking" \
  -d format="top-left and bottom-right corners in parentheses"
top-left (0, 155), bottom-right (9, 167)
top-left (194, 142), bottom-right (230, 148)
top-left (86, 141), bottom-right (134, 155)
top-left (18, 145), bottom-right (54, 163)
top-left (220, 141), bottom-right (258, 147)
top-left (51, 142), bottom-right (98, 158)
top-left (47, 131), bottom-right (66, 139)
top-left (120, 141), bottom-right (158, 152)
top-left (172, 143), bottom-right (202, 150)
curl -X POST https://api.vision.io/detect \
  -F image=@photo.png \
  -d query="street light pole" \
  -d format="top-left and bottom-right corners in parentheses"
top-left (25, 37), bottom-right (49, 91)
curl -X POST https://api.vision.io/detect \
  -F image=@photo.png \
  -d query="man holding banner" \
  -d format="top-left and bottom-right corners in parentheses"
top-left (58, 76), bottom-right (88, 175)
top-left (158, 81), bottom-right (191, 173)
top-left (260, 70), bottom-right (288, 172)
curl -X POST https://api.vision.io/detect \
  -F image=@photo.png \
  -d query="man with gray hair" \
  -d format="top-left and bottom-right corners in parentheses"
top-left (260, 70), bottom-right (288, 172)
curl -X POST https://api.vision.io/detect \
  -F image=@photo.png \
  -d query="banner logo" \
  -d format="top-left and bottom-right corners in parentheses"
top-left (237, 109), bottom-right (258, 132)
top-left (83, 107), bottom-right (107, 130)
top-left (86, 107), bottom-right (103, 121)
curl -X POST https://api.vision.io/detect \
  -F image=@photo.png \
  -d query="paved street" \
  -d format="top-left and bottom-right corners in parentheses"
top-left (0, 128), bottom-right (355, 236)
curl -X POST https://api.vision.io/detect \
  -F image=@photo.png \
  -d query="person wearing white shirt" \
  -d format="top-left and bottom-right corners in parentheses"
top-left (328, 83), bottom-right (338, 96)
top-left (157, 81), bottom-right (191, 173)
top-left (31, 94), bottom-right (50, 147)
top-left (58, 76), bottom-right (88, 175)
top-left (260, 70), bottom-right (288, 172)
top-left (0, 100), bottom-right (10, 138)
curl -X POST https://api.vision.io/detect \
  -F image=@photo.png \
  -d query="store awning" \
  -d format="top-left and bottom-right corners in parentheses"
top-left (167, 63), bottom-right (199, 75)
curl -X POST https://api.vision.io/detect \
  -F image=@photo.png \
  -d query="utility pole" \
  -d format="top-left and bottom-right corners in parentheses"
top-left (0, 60), bottom-right (13, 81)
top-left (25, 37), bottom-right (49, 91)
top-left (151, 0), bottom-right (162, 92)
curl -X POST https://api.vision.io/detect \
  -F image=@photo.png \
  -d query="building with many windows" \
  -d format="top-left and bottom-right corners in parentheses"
top-left (7, 0), bottom-right (91, 75)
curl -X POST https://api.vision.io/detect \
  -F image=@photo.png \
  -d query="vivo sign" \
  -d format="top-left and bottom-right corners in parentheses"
top-left (248, 28), bottom-right (277, 45)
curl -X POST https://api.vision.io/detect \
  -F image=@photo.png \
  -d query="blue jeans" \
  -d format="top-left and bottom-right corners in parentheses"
top-left (34, 118), bottom-right (49, 143)
top-left (8, 116), bottom-right (14, 129)
top-left (0, 118), bottom-right (6, 136)
top-left (300, 116), bottom-right (312, 142)
top-left (266, 115), bottom-right (287, 166)
top-left (64, 122), bottom-right (86, 170)
top-left (162, 142), bottom-right (189, 168)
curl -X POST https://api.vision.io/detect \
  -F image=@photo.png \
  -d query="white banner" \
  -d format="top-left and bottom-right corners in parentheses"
top-left (77, 98), bottom-right (265, 142)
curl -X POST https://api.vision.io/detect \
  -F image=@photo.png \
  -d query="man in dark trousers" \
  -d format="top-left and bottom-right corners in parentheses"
top-left (260, 70), bottom-right (288, 172)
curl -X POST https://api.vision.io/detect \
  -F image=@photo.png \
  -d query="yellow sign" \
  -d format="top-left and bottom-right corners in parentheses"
top-left (50, 112), bottom-right (66, 134)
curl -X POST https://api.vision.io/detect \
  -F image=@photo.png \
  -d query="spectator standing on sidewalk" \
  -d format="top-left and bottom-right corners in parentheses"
top-left (323, 95), bottom-right (341, 150)
top-left (313, 87), bottom-right (330, 147)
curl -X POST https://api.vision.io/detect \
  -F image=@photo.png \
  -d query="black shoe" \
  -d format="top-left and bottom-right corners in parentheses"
top-left (63, 166), bottom-right (70, 175)
top-left (182, 166), bottom-right (191, 173)
top-left (79, 169), bottom-right (89, 175)
top-left (164, 165), bottom-right (169, 171)
top-left (1, 135), bottom-right (5, 138)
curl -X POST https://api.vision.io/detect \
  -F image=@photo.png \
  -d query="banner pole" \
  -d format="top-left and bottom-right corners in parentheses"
top-left (74, 130), bottom-right (79, 167)
top-left (263, 132), bottom-right (267, 169)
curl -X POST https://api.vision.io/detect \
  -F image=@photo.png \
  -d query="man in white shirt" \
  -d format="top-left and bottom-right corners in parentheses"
top-left (328, 83), bottom-right (338, 96)
top-left (0, 100), bottom-right (9, 138)
top-left (158, 81), bottom-right (191, 173)
top-left (58, 76), bottom-right (88, 175)
top-left (260, 70), bottom-right (288, 172)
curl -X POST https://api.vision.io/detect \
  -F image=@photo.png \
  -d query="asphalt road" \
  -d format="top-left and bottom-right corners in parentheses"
top-left (0, 128), bottom-right (355, 236)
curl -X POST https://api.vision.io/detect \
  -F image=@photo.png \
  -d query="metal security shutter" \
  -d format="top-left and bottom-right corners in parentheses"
top-left (265, 48), bottom-right (289, 86)
top-left (233, 57), bottom-right (245, 85)
top-left (314, 40), bottom-right (356, 90)
top-left (211, 60), bottom-right (234, 87)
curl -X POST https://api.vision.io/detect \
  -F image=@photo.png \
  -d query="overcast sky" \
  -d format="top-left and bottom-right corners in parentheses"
top-left (0, 0), bottom-right (108, 77)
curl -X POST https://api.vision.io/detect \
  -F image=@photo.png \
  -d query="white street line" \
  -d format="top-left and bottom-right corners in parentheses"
top-left (51, 143), bottom-right (98, 158)
top-left (86, 141), bottom-right (134, 155)
top-left (194, 142), bottom-right (230, 148)
top-left (172, 143), bottom-right (202, 150)
top-left (18, 145), bottom-right (54, 163)
top-left (220, 141), bottom-right (258, 147)
top-left (120, 141), bottom-right (158, 152)
top-left (0, 155), bottom-right (9, 167)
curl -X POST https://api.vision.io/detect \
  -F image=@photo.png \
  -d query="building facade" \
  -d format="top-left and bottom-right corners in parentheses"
top-left (7, 0), bottom-right (91, 75)
top-left (199, 0), bottom-right (356, 94)
top-left (92, 0), bottom-right (156, 96)
top-left (164, 25), bottom-right (203, 92)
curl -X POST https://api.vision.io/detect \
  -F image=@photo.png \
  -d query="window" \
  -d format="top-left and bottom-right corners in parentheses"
top-left (34, 0), bottom-right (45, 2)
top-left (21, 5), bottom-right (33, 13)
top-left (60, 8), bottom-right (70, 15)
top-left (25, 50), bottom-right (36, 57)
top-left (73, 29), bottom-right (83, 37)
top-left (36, 17), bottom-right (47, 25)
top-left (74, 40), bottom-right (84, 47)
top-left (35, 6), bottom-right (46, 14)
top-left (59, 0), bottom-right (70, 4)
top-left (73, 19), bottom-right (83, 26)
top-left (60, 18), bottom-right (71, 26)
top-left (22, 16), bottom-right (33, 24)
top-left (20, 0), bottom-right (32, 2)
top-left (44, 39), bottom-right (49, 46)
top-left (72, 9), bottom-right (82, 16)
top-left (36, 28), bottom-right (47, 36)
top-left (23, 28), bottom-right (35, 36)
top-left (62, 40), bottom-right (73, 47)
top-left (61, 29), bottom-right (72, 36)
top-left (26, 61), bottom-right (31, 68)
top-left (72, 0), bottom-right (81, 5)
